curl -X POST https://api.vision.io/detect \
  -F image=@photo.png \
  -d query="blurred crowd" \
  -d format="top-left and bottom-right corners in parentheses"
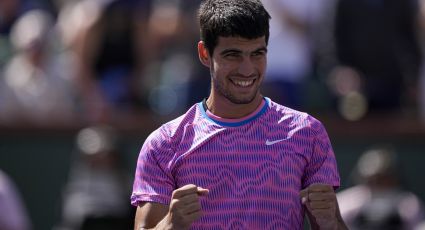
top-left (1, 0), bottom-right (425, 127)
top-left (2, 1), bottom-right (425, 229)
top-left (0, 0), bottom-right (207, 127)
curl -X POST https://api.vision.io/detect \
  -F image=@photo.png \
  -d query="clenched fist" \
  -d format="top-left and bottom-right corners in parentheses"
top-left (166, 184), bottom-right (209, 229)
top-left (300, 183), bottom-right (340, 230)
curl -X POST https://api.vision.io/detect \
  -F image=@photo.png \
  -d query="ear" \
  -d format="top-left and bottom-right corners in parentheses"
top-left (198, 41), bottom-right (211, 67)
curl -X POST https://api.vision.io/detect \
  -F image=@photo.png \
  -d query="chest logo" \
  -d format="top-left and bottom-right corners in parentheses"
top-left (265, 138), bottom-right (287, 145)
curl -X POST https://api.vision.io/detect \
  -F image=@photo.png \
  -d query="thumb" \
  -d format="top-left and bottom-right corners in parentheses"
top-left (197, 187), bottom-right (209, 196)
top-left (300, 188), bottom-right (308, 204)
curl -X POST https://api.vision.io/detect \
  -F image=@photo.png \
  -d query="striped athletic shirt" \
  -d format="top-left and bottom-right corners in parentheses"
top-left (131, 97), bottom-right (340, 229)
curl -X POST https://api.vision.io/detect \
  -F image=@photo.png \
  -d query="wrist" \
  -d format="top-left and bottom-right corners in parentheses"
top-left (337, 218), bottom-right (349, 230)
top-left (153, 214), bottom-right (174, 230)
top-left (157, 213), bottom-right (192, 230)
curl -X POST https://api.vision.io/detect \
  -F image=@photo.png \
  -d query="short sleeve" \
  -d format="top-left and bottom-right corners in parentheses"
top-left (131, 128), bottom-right (175, 206)
top-left (302, 117), bottom-right (340, 190)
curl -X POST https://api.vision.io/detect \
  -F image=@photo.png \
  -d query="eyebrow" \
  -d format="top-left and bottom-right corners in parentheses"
top-left (254, 47), bottom-right (268, 53)
top-left (219, 46), bottom-right (268, 56)
top-left (220, 49), bottom-right (242, 56)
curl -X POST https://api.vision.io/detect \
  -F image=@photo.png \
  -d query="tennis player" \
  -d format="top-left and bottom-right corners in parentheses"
top-left (131, 0), bottom-right (347, 229)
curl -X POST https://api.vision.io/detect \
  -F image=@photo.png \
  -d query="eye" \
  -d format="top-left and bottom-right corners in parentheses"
top-left (225, 52), bottom-right (240, 58)
top-left (252, 51), bottom-right (266, 57)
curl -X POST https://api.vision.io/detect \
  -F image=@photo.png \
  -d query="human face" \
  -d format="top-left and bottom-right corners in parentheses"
top-left (199, 36), bottom-right (267, 105)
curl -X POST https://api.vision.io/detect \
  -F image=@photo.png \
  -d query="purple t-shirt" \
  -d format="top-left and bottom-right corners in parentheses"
top-left (131, 97), bottom-right (340, 229)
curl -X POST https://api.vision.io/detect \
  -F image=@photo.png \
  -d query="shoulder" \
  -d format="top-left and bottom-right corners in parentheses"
top-left (144, 103), bottom-right (202, 148)
top-left (266, 98), bottom-right (325, 131)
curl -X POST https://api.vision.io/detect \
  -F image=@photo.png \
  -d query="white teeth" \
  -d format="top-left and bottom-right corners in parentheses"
top-left (233, 80), bottom-right (254, 87)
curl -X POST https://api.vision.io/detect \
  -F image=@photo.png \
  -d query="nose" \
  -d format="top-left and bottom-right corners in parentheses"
top-left (238, 57), bottom-right (255, 77)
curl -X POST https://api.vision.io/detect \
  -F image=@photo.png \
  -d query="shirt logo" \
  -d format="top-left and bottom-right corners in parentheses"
top-left (265, 138), bottom-right (287, 145)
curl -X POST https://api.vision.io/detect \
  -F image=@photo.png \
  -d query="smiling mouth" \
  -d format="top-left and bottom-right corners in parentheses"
top-left (231, 79), bottom-right (255, 87)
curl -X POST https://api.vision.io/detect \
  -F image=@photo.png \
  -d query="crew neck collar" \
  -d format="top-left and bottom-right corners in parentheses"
top-left (199, 97), bottom-right (269, 127)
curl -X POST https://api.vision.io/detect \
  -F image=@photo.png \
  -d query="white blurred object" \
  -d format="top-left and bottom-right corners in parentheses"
top-left (415, 221), bottom-right (425, 230)
top-left (10, 9), bottom-right (53, 51)
top-left (56, 0), bottom-right (106, 48)
top-left (76, 125), bottom-right (117, 155)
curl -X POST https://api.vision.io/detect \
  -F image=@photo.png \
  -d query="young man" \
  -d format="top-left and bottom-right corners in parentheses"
top-left (131, 0), bottom-right (347, 229)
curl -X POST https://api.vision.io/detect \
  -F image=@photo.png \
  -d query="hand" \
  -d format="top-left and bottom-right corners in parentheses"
top-left (165, 184), bottom-right (209, 230)
top-left (300, 183), bottom-right (338, 230)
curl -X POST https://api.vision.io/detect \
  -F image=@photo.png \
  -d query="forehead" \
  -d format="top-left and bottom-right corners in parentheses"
top-left (215, 36), bottom-right (267, 52)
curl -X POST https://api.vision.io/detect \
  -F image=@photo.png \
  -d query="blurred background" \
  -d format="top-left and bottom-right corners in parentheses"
top-left (0, 0), bottom-right (425, 229)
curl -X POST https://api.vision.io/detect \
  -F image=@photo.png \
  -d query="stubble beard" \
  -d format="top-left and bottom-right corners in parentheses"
top-left (211, 75), bottom-right (260, 105)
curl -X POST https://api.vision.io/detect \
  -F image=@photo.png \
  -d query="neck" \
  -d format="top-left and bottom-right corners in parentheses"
top-left (206, 94), bottom-right (263, 119)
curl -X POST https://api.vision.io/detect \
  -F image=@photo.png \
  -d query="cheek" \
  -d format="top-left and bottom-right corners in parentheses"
top-left (258, 60), bottom-right (267, 76)
top-left (257, 63), bottom-right (266, 78)
top-left (213, 61), bottom-right (233, 76)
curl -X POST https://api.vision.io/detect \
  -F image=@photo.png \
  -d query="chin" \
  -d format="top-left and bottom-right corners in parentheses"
top-left (228, 94), bottom-right (258, 105)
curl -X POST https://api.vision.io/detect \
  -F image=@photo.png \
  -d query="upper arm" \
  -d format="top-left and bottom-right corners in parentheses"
top-left (134, 202), bottom-right (169, 230)
top-left (303, 118), bottom-right (340, 189)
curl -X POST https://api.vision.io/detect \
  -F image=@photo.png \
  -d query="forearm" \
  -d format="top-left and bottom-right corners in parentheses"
top-left (136, 214), bottom-right (173, 230)
top-left (308, 218), bottom-right (346, 230)
top-left (335, 204), bottom-right (349, 230)
top-left (152, 215), bottom-right (174, 230)
top-left (307, 202), bottom-right (348, 230)
top-left (337, 219), bottom-right (349, 230)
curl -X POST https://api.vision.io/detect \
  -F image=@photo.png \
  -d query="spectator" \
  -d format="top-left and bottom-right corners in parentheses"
top-left (0, 0), bottom-right (49, 67)
top-left (0, 9), bottom-right (78, 126)
top-left (262, 0), bottom-right (330, 110)
top-left (56, 125), bottom-right (133, 230)
top-left (70, 0), bottom-right (149, 123)
top-left (332, 0), bottom-right (422, 117)
top-left (337, 145), bottom-right (425, 229)
top-left (142, 0), bottom-right (210, 116)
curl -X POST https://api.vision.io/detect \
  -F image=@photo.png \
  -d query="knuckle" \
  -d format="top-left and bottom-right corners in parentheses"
top-left (188, 193), bottom-right (199, 201)
top-left (195, 202), bottom-right (202, 209)
top-left (170, 199), bottom-right (181, 210)
top-left (172, 190), bottom-right (179, 198)
top-left (193, 211), bottom-right (202, 220)
top-left (189, 210), bottom-right (202, 222)
top-left (184, 184), bottom-right (197, 191)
